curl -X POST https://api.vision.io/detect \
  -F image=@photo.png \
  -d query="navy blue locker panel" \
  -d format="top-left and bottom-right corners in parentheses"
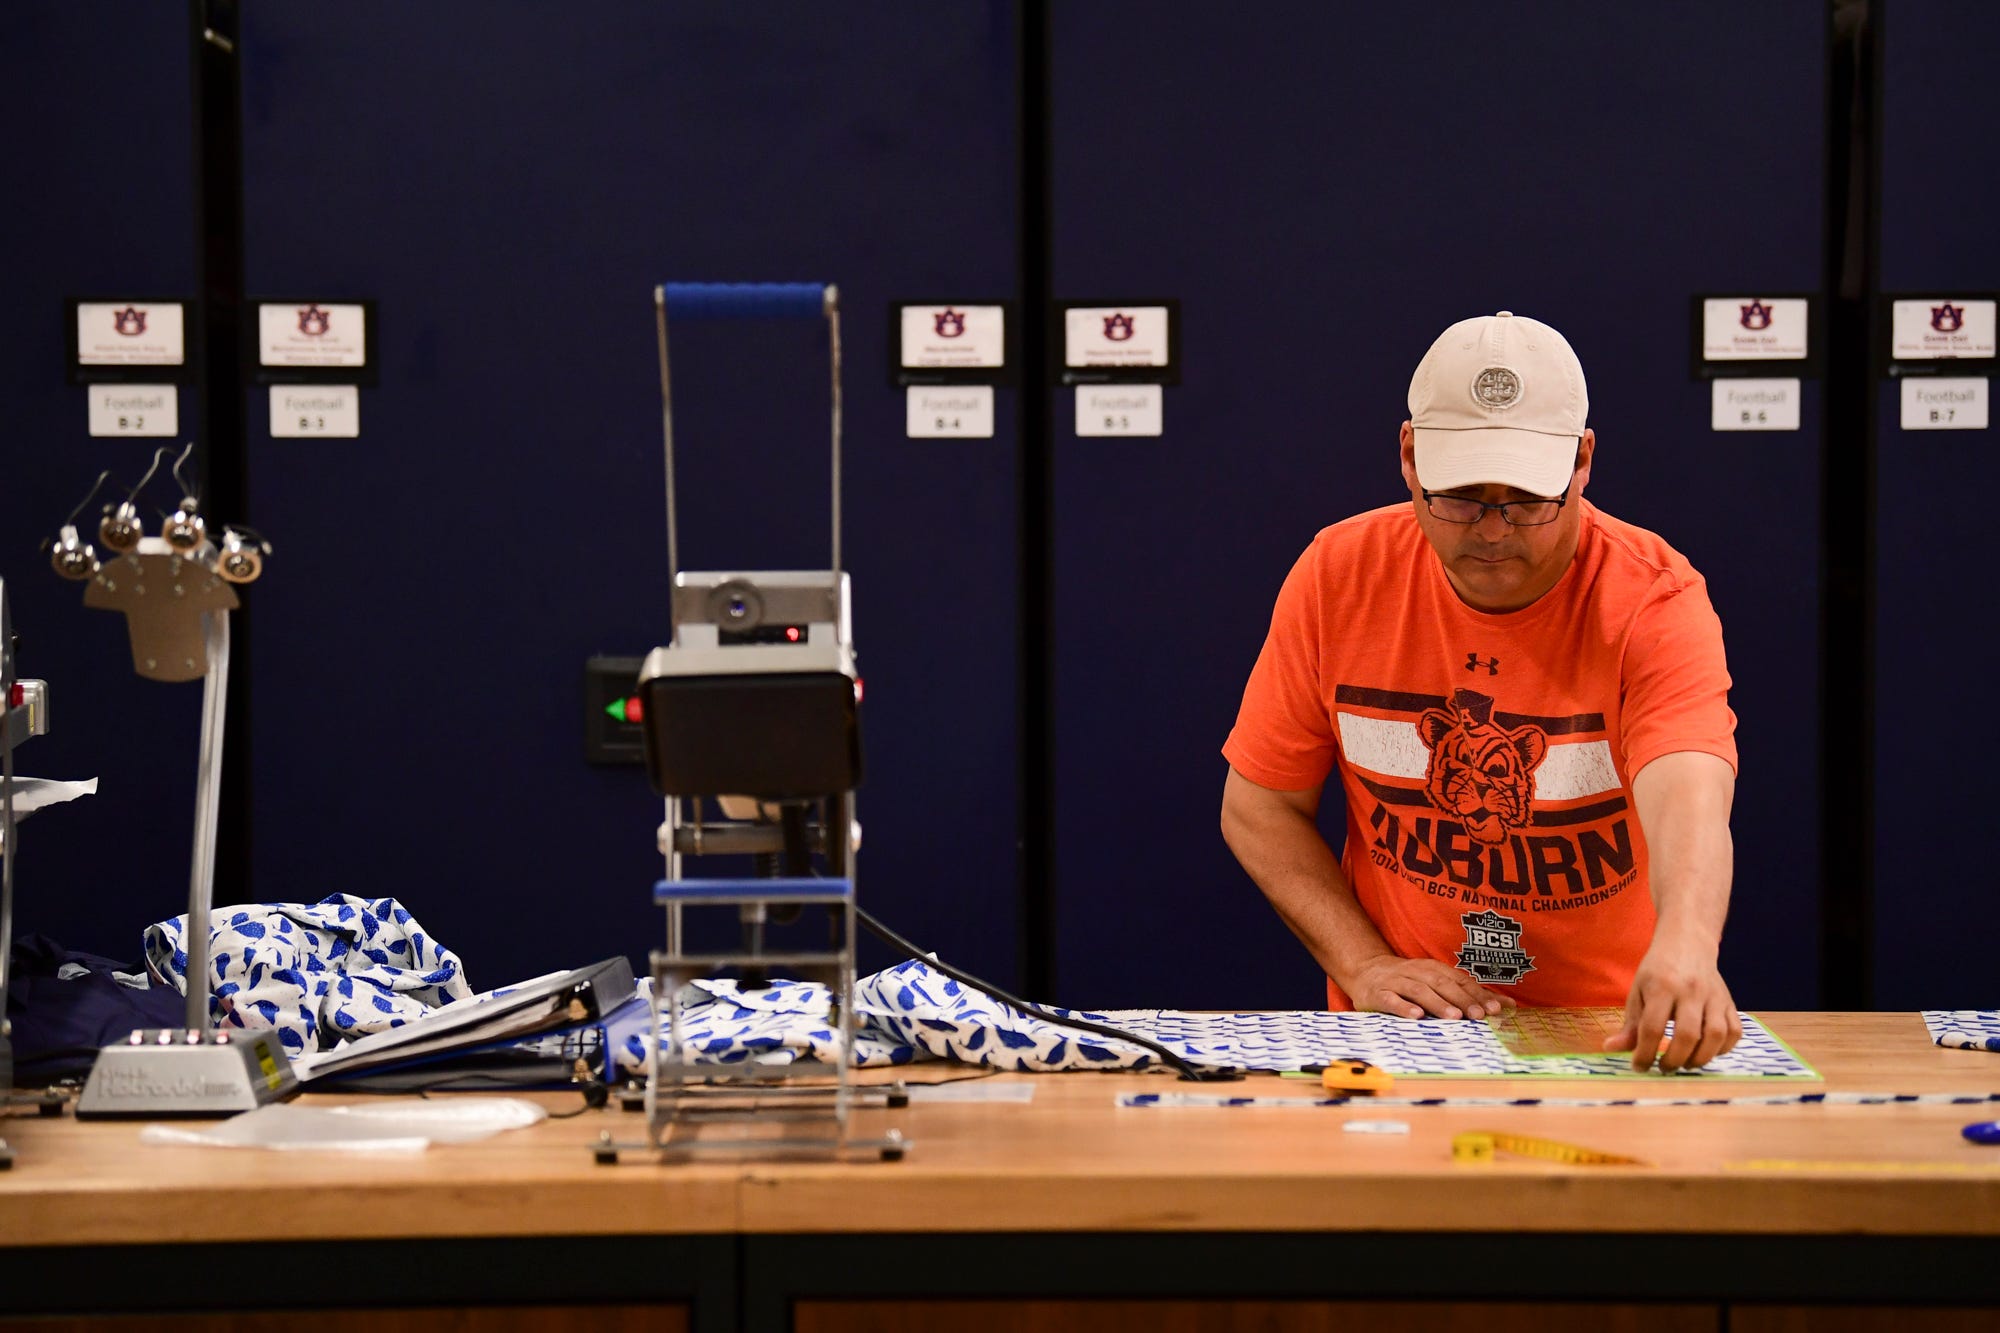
top-left (1873, 2), bottom-right (1998, 1010)
top-left (236, 6), bottom-right (1020, 989)
top-left (0, 5), bottom-right (204, 959)
top-left (1050, 6), bottom-right (1826, 1009)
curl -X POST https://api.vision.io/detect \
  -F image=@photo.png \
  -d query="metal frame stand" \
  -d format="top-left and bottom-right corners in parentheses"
top-left (0, 581), bottom-right (19, 1165)
top-left (595, 794), bottom-right (907, 1165)
top-left (0, 581), bottom-right (66, 1161)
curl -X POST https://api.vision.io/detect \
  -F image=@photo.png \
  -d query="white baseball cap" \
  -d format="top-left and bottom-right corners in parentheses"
top-left (1407, 311), bottom-right (1588, 498)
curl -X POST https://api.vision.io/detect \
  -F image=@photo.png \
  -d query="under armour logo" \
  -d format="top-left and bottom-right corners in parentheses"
top-left (1465, 653), bottom-right (1499, 675)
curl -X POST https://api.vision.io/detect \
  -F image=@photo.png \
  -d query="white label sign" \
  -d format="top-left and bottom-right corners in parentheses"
top-left (905, 386), bottom-right (994, 438)
top-left (1075, 384), bottom-right (1162, 437)
top-left (270, 385), bottom-right (360, 438)
top-left (1702, 297), bottom-right (1809, 361)
top-left (76, 302), bottom-right (185, 366)
top-left (1891, 299), bottom-right (1997, 361)
top-left (900, 305), bottom-right (1005, 370)
top-left (1710, 378), bottom-right (1801, 432)
top-left (87, 384), bottom-right (178, 437)
top-left (1064, 305), bottom-right (1170, 369)
top-left (259, 302), bottom-right (367, 368)
top-left (1900, 377), bottom-right (1988, 431)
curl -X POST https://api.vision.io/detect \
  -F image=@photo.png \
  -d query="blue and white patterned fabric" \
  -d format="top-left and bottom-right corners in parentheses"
top-left (618, 976), bottom-right (926, 1071)
top-left (1923, 1010), bottom-right (2000, 1052)
top-left (1084, 1009), bottom-right (1812, 1079)
top-left (617, 961), bottom-right (1216, 1073)
top-left (857, 961), bottom-right (1209, 1070)
top-left (146, 895), bottom-right (472, 1056)
top-left (1120, 1089), bottom-right (2000, 1110)
top-left (619, 959), bottom-right (1815, 1078)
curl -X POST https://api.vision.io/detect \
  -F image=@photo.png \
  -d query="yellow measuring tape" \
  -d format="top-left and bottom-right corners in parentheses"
top-left (1727, 1159), bottom-right (2000, 1174)
top-left (1452, 1130), bottom-right (1645, 1166)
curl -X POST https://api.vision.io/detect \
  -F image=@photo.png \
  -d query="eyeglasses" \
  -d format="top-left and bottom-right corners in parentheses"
top-left (1421, 491), bottom-right (1569, 527)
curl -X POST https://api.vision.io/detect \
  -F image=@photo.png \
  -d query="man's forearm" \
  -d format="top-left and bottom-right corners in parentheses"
top-left (1631, 751), bottom-right (1736, 956)
top-left (1220, 786), bottom-right (1391, 988)
top-left (1617, 750), bottom-right (1741, 1069)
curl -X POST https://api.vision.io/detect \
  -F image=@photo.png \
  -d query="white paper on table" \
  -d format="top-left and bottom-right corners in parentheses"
top-left (905, 1079), bottom-right (1037, 1104)
top-left (139, 1098), bottom-right (548, 1152)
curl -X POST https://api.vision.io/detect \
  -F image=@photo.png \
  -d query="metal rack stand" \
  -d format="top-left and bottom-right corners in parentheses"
top-left (593, 282), bottom-right (905, 1164)
top-left (609, 866), bottom-right (904, 1163)
top-left (71, 537), bottom-right (296, 1118)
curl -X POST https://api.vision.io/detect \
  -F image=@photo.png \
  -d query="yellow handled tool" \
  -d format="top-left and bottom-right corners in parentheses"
top-left (1321, 1060), bottom-right (1395, 1095)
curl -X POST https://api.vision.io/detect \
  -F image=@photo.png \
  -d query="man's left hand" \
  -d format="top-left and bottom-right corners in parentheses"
top-left (1602, 942), bottom-right (1742, 1073)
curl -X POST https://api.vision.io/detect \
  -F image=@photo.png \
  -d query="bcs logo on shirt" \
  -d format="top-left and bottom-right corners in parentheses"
top-left (1455, 908), bottom-right (1536, 985)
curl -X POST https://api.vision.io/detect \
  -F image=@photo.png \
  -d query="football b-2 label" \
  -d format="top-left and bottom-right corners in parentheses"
top-left (1359, 686), bottom-right (1640, 944)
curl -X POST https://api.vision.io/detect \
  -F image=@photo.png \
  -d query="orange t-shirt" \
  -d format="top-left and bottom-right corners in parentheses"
top-left (1222, 500), bottom-right (1736, 1010)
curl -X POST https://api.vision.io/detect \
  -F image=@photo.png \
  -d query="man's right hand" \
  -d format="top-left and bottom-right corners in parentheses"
top-left (1340, 954), bottom-right (1516, 1021)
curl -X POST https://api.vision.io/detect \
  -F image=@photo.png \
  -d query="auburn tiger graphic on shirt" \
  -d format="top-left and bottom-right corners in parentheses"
top-left (1338, 682), bottom-right (1635, 911)
top-left (1418, 688), bottom-right (1547, 846)
top-left (1222, 501), bottom-right (1737, 1011)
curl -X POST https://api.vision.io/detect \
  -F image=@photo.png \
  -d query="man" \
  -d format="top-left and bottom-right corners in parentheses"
top-left (1220, 312), bottom-right (1740, 1073)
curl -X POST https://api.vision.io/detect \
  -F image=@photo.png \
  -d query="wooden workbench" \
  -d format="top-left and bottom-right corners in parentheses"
top-left (2, 1012), bottom-right (1998, 1330)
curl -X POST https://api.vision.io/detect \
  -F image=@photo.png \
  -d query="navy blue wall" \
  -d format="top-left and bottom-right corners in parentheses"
top-left (1048, 4), bottom-right (1828, 1010)
top-left (234, 5), bottom-right (1021, 990)
top-left (0, 3), bottom-right (205, 961)
top-left (1873, 0), bottom-right (1997, 1010)
top-left (16, 7), bottom-right (1934, 1016)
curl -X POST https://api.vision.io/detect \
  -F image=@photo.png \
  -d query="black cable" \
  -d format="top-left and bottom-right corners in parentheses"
top-left (697, 1067), bottom-right (1003, 1090)
top-left (853, 905), bottom-right (1240, 1082)
top-left (547, 1080), bottom-right (610, 1117)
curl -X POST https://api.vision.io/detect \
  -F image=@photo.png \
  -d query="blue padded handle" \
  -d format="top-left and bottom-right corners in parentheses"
top-left (654, 877), bottom-right (853, 903)
top-left (660, 282), bottom-right (829, 320)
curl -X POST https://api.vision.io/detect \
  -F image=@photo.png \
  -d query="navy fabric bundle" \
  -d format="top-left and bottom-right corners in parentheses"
top-left (5, 934), bottom-right (183, 1083)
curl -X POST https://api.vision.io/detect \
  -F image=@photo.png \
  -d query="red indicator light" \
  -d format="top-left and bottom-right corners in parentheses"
top-left (624, 695), bottom-right (644, 723)
top-left (785, 626), bottom-right (800, 642)
top-left (854, 678), bottom-right (864, 705)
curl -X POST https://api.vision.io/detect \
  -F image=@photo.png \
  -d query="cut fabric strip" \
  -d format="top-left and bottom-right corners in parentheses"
top-left (1923, 1010), bottom-right (2000, 1052)
top-left (1119, 1090), bottom-right (2000, 1110)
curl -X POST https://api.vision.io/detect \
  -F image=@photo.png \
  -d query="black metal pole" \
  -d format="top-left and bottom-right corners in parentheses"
top-left (190, 0), bottom-right (252, 902)
top-left (1819, 0), bottom-right (1878, 1009)
top-left (1016, 0), bottom-right (1056, 1001)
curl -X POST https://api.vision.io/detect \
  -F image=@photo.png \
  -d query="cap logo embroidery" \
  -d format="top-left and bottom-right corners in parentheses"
top-left (1471, 366), bottom-right (1522, 410)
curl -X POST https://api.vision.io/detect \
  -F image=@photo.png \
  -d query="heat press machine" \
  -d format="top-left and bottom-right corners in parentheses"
top-left (594, 282), bottom-right (906, 1165)
top-left (48, 448), bottom-right (297, 1118)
